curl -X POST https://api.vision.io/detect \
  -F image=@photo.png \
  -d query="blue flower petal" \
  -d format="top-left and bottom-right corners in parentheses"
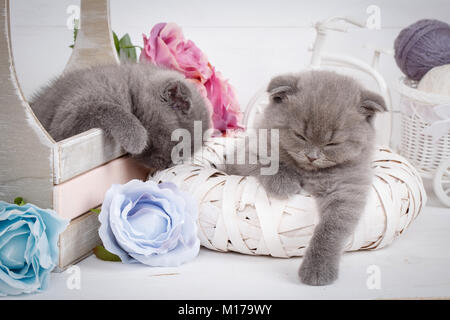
top-left (99, 192), bottom-right (136, 263)
top-left (97, 180), bottom-right (200, 267)
top-left (127, 204), bottom-right (170, 239)
top-left (0, 232), bottom-right (28, 270)
top-left (0, 201), bottom-right (68, 297)
top-left (130, 237), bottom-right (200, 267)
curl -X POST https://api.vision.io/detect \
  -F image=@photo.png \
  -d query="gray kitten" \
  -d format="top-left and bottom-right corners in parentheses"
top-left (31, 63), bottom-right (210, 170)
top-left (227, 71), bottom-right (386, 286)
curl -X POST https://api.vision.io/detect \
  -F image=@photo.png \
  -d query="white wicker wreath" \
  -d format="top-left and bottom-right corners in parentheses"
top-left (150, 137), bottom-right (427, 258)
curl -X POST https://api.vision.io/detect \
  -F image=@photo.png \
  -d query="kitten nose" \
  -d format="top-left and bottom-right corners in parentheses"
top-left (306, 155), bottom-right (318, 163)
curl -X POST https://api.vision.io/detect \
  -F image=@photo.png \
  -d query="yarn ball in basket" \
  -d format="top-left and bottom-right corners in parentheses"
top-left (149, 138), bottom-right (427, 258)
top-left (418, 64), bottom-right (450, 96)
top-left (394, 19), bottom-right (450, 81)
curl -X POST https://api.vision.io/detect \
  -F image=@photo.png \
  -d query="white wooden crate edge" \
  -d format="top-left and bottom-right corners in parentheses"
top-left (0, 0), bottom-right (144, 270)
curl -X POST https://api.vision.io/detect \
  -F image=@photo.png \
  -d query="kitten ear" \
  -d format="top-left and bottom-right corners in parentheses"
top-left (162, 80), bottom-right (191, 114)
top-left (359, 90), bottom-right (387, 122)
top-left (267, 75), bottom-right (298, 104)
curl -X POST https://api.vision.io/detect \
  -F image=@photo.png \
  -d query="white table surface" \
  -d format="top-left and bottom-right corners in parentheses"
top-left (4, 202), bottom-right (449, 300)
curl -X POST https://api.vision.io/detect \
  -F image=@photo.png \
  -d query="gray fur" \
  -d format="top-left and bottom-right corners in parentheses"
top-left (31, 63), bottom-right (210, 170)
top-left (226, 70), bottom-right (386, 286)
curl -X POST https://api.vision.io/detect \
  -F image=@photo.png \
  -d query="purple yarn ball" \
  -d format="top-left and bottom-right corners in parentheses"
top-left (394, 19), bottom-right (450, 81)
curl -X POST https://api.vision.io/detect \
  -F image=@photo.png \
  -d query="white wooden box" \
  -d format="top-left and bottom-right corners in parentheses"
top-left (0, 0), bottom-right (150, 270)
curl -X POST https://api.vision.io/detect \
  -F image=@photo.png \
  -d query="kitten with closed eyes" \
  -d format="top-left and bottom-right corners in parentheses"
top-left (226, 70), bottom-right (386, 286)
top-left (31, 63), bottom-right (211, 170)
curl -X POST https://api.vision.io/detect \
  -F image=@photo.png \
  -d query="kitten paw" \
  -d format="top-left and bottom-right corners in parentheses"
top-left (298, 255), bottom-right (339, 286)
top-left (114, 121), bottom-right (148, 155)
top-left (258, 173), bottom-right (302, 199)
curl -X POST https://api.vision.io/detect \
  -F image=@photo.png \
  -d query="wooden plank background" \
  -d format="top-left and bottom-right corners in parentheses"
top-left (0, 0), bottom-right (54, 208)
top-left (9, 0), bottom-right (450, 148)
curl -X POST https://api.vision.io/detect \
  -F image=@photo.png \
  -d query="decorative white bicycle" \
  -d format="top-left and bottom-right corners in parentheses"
top-left (244, 16), bottom-right (394, 146)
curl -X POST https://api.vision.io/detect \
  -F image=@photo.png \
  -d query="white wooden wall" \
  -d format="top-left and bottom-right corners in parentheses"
top-left (9, 0), bottom-right (450, 148)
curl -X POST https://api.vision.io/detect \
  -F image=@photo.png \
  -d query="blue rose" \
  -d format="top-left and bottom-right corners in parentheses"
top-left (98, 180), bottom-right (200, 267)
top-left (0, 201), bottom-right (68, 296)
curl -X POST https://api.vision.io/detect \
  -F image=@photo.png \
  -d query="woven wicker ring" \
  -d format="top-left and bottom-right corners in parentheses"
top-left (150, 137), bottom-right (427, 258)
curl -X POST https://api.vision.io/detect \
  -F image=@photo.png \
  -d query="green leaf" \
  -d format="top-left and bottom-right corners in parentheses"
top-left (93, 245), bottom-right (121, 262)
top-left (113, 31), bottom-right (120, 56)
top-left (69, 27), bottom-right (140, 61)
top-left (69, 19), bottom-right (79, 49)
top-left (90, 208), bottom-right (101, 214)
top-left (14, 197), bottom-right (26, 206)
top-left (73, 24), bottom-right (79, 43)
top-left (118, 33), bottom-right (137, 63)
top-left (118, 33), bottom-right (133, 48)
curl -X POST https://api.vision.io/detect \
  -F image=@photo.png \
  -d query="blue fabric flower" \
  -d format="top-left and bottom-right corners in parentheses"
top-left (0, 201), bottom-right (69, 296)
top-left (98, 180), bottom-right (200, 267)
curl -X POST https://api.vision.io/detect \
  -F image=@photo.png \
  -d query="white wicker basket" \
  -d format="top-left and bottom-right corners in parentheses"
top-left (150, 138), bottom-right (426, 258)
top-left (396, 78), bottom-right (450, 178)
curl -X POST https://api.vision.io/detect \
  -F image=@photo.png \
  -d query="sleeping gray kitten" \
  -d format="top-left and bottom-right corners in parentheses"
top-left (31, 63), bottom-right (210, 170)
top-left (226, 70), bottom-right (386, 286)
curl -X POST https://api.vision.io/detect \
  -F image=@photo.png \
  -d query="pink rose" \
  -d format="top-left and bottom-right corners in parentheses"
top-left (140, 23), bottom-right (242, 133)
top-left (141, 22), bottom-right (212, 84)
top-left (205, 68), bottom-right (242, 132)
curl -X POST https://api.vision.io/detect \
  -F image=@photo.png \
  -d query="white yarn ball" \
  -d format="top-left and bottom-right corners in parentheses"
top-left (418, 64), bottom-right (450, 96)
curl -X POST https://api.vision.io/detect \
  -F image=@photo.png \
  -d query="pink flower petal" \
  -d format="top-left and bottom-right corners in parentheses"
top-left (139, 23), bottom-right (243, 134)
